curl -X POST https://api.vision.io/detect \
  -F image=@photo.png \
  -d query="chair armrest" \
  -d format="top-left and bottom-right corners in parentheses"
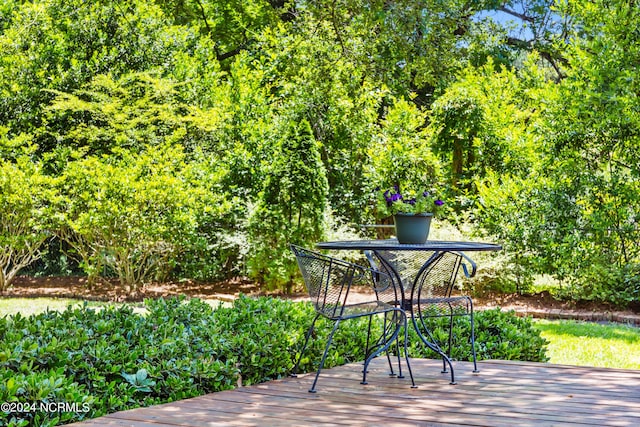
top-left (456, 251), bottom-right (477, 278)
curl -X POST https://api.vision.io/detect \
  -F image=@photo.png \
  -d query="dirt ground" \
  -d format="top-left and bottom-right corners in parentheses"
top-left (2, 276), bottom-right (277, 303)
top-left (2, 275), bottom-right (639, 322)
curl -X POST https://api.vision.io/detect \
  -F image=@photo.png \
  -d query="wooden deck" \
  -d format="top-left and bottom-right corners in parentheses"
top-left (71, 358), bottom-right (640, 426)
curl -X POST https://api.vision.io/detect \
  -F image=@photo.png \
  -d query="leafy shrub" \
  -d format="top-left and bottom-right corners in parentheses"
top-left (407, 308), bottom-right (549, 363)
top-left (212, 295), bottom-right (376, 385)
top-left (552, 263), bottom-right (640, 307)
top-left (0, 296), bottom-right (547, 426)
top-left (0, 296), bottom-right (366, 426)
top-left (0, 157), bottom-right (54, 291)
top-left (473, 309), bottom-right (549, 362)
top-left (55, 145), bottom-right (231, 289)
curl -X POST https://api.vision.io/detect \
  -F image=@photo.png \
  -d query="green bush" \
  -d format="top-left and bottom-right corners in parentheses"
top-left (0, 157), bottom-right (54, 291)
top-left (211, 295), bottom-right (376, 385)
top-left (0, 296), bottom-right (367, 426)
top-left (0, 296), bottom-right (547, 426)
top-left (407, 308), bottom-right (549, 363)
top-left (55, 145), bottom-right (231, 289)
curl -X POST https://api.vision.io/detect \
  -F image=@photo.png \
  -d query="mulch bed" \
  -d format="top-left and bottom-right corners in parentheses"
top-left (1, 276), bottom-right (276, 303)
top-left (2, 276), bottom-right (639, 324)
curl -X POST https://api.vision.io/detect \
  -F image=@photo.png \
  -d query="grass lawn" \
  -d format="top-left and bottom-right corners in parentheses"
top-left (0, 297), bottom-right (226, 318)
top-left (0, 297), bottom-right (108, 317)
top-left (534, 319), bottom-right (640, 369)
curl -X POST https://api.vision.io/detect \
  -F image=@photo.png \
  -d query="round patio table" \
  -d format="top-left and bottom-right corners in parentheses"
top-left (316, 238), bottom-right (501, 383)
top-left (316, 239), bottom-right (501, 252)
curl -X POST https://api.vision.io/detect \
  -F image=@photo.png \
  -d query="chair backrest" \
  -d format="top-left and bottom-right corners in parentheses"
top-left (364, 250), bottom-right (476, 305)
top-left (414, 252), bottom-right (463, 299)
top-left (363, 250), bottom-right (403, 306)
top-left (291, 245), bottom-right (398, 319)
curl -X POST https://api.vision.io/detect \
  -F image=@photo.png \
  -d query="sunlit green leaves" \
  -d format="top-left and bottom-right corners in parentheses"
top-left (56, 144), bottom-right (231, 288)
top-left (367, 97), bottom-right (442, 206)
top-left (247, 118), bottom-right (329, 290)
top-left (0, 158), bottom-right (54, 290)
top-left (43, 71), bottom-right (229, 158)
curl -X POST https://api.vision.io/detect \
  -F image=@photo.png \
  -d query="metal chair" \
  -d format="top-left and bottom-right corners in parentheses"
top-left (290, 245), bottom-right (415, 393)
top-left (364, 250), bottom-right (478, 384)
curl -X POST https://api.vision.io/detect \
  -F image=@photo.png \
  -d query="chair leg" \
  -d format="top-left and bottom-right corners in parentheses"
top-left (360, 310), bottom-right (402, 384)
top-left (364, 316), bottom-right (377, 375)
top-left (385, 348), bottom-right (396, 377)
top-left (382, 314), bottom-right (397, 377)
top-left (443, 310), bottom-right (454, 374)
top-left (387, 312), bottom-right (404, 378)
top-left (292, 313), bottom-right (320, 378)
top-left (309, 319), bottom-right (341, 393)
top-left (401, 312), bottom-right (417, 388)
top-left (372, 312), bottom-right (402, 378)
top-left (381, 311), bottom-right (403, 378)
top-left (394, 336), bottom-right (404, 378)
top-left (469, 298), bottom-right (479, 373)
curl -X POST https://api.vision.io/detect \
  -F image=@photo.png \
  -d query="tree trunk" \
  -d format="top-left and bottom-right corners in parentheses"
top-left (452, 138), bottom-right (464, 188)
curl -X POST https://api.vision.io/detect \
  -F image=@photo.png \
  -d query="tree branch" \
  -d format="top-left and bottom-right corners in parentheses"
top-left (217, 45), bottom-right (245, 62)
top-left (195, 0), bottom-right (212, 34)
top-left (498, 6), bottom-right (535, 23)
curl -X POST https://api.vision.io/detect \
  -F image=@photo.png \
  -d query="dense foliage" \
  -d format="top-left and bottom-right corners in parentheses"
top-left (1, 0), bottom-right (639, 305)
top-left (0, 296), bottom-right (547, 426)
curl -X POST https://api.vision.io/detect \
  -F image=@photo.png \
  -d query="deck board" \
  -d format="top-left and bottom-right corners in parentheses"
top-left (69, 359), bottom-right (640, 426)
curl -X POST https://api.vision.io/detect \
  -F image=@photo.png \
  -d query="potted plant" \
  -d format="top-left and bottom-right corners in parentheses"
top-left (376, 186), bottom-right (444, 244)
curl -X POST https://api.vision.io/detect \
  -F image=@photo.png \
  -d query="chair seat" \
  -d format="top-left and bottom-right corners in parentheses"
top-left (318, 300), bottom-right (402, 321)
top-left (413, 295), bottom-right (472, 317)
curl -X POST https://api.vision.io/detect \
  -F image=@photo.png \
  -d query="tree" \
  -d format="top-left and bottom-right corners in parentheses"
top-left (0, 0), bottom-right (207, 140)
top-left (42, 71), bottom-right (228, 161)
top-left (475, 0), bottom-right (640, 305)
top-left (367, 97), bottom-right (442, 205)
top-left (247, 118), bottom-right (329, 292)
top-left (430, 59), bottom-right (542, 190)
top-left (153, 0), bottom-right (289, 62)
top-left (536, 0), bottom-right (640, 303)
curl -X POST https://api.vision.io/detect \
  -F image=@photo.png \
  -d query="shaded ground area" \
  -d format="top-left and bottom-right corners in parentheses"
top-left (3, 275), bottom-right (640, 324)
top-left (3, 276), bottom-right (275, 303)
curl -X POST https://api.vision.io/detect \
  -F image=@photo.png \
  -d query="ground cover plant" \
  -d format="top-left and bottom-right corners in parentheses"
top-left (0, 296), bottom-right (547, 426)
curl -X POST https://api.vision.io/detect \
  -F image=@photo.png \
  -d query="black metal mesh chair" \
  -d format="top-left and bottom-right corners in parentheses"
top-left (365, 250), bottom-right (478, 384)
top-left (290, 245), bottom-right (415, 393)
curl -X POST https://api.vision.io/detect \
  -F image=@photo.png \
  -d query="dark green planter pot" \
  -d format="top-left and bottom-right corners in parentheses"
top-left (393, 213), bottom-right (433, 244)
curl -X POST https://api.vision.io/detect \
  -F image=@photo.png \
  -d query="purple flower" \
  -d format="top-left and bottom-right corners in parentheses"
top-left (377, 185), bottom-right (445, 217)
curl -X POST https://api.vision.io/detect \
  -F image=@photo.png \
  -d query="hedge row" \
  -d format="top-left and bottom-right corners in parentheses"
top-left (0, 296), bottom-right (547, 426)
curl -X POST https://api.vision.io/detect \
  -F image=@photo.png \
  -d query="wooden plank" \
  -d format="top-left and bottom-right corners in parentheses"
top-left (238, 378), bottom-right (640, 418)
top-left (68, 359), bottom-right (640, 427)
